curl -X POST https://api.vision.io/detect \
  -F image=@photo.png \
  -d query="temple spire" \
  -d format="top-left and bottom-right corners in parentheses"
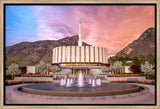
top-left (78, 18), bottom-right (82, 46)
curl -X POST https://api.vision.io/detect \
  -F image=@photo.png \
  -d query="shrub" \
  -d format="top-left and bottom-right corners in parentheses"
top-left (108, 74), bottom-right (120, 77)
top-left (43, 74), bottom-right (53, 77)
top-left (108, 74), bottom-right (139, 77)
top-left (21, 74), bottom-right (40, 77)
top-left (130, 74), bottom-right (139, 76)
top-left (139, 73), bottom-right (155, 80)
top-left (20, 74), bottom-right (53, 77)
top-left (5, 73), bottom-right (13, 80)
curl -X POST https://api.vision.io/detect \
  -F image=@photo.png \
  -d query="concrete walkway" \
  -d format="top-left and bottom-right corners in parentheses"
top-left (5, 83), bottom-right (155, 104)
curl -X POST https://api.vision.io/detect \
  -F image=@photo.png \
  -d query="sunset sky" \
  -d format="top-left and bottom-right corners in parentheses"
top-left (5, 5), bottom-right (155, 56)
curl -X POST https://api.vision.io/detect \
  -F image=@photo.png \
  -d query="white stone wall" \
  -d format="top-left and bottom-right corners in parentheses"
top-left (52, 46), bottom-right (108, 64)
top-left (95, 46), bottom-right (99, 62)
top-left (85, 46), bottom-right (89, 62)
top-left (52, 48), bottom-right (55, 63)
top-left (55, 47), bottom-right (58, 63)
top-left (58, 47), bottom-right (61, 63)
top-left (105, 48), bottom-right (108, 63)
top-left (62, 46), bottom-right (66, 62)
top-left (76, 46), bottom-right (80, 62)
top-left (81, 46), bottom-right (84, 62)
top-left (71, 46), bottom-right (75, 62)
top-left (26, 66), bottom-right (36, 74)
top-left (99, 47), bottom-right (103, 63)
top-left (66, 46), bottom-right (70, 62)
top-left (90, 46), bottom-right (94, 62)
top-left (102, 48), bottom-right (105, 63)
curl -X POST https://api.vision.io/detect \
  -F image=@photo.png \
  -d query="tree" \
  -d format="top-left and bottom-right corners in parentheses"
top-left (108, 56), bottom-right (132, 66)
top-left (139, 55), bottom-right (145, 64)
top-left (35, 60), bottom-right (46, 75)
top-left (141, 61), bottom-right (154, 80)
top-left (6, 63), bottom-right (21, 80)
top-left (6, 57), bottom-right (18, 69)
top-left (132, 56), bottom-right (140, 66)
top-left (36, 60), bottom-right (61, 75)
top-left (51, 65), bottom-right (61, 74)
top-left (129, 65), bottom-right (141, 74)
top-left (109, 64), bottom-right (114, 74)
top-left (101, 66), bottom-right (110, 74)
top-left (112, 61), bottom-right (123, 74)
top-left (45, 63), bottom-right (53, 75)
top-left (145, 52), bottom-right (155, 65)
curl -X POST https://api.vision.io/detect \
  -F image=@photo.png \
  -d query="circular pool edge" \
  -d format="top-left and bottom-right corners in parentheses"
top-left (12, 83), bottom-right (150, 98)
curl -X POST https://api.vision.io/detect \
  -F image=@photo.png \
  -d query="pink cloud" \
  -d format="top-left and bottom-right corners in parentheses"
top-left (32, 5), bottom-right (155, 56)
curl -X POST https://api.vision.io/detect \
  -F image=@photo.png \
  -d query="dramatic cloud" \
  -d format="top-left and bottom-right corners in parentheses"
top-left (6, 5), bottom-right (155, 56)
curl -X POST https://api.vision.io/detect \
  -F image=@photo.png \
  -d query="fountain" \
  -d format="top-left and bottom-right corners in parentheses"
top-left (97, 78), bottom-right (101, 85)
top-left (66, 79), bottom-right (71, 87)
top-left (60, 71), bottom-right (85, 87)
top-left (70, 79), bottom-right (73, 84)
top-left (96, 78), bottom-right (99, 85)
top-left (78, 71), bottom-right (84, 87)
top-left (63, 79), bottom-right (66, 85)
top-left (92, 79), bottom-right (96, 86)
top-left (60, 78), bottom-right (64, 86)
top-left (60, 72), bottom-right (101, 87)
top-left (19, 72), bottom-right (146, 97)
top-left (89, 79), bottom-right (91, 84)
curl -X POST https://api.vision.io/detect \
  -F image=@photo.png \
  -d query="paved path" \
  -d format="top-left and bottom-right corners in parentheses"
top-left (5, 83), bottom-right (155, 104)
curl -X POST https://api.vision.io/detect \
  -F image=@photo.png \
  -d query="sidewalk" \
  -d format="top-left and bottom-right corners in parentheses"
top-left (5, 83), bottom-right (155, 104)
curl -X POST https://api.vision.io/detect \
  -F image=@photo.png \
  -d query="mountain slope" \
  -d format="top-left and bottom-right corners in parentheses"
top-left (116, 27), bottom-right (155, 57)
top-left (6, 35), bottom-right (90, 66)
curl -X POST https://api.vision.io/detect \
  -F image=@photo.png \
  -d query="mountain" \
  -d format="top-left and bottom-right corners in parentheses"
top-left (6, 35), bottom-right (90, 66)
top-left (116, 27), bottom-right (155, 57)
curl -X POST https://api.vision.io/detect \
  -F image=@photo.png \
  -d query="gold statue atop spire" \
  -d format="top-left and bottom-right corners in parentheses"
top-left (79, 18), bottom-right (81, 23)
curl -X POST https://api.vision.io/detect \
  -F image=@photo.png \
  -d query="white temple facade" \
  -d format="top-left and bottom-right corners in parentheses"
top-left (52, 19), bottom-right (108, 75)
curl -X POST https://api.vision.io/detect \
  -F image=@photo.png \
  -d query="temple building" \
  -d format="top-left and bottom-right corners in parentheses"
top-left (52, 19), bottom-right (108, 75)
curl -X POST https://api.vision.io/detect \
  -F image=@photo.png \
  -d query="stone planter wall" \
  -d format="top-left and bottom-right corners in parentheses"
top-left (14, 77), bottom-right (53, 81)
top-left (106, 76), bottom-right (146, 81)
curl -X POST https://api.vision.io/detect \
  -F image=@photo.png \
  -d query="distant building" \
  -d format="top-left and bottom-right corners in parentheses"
top-left (26, 66), bottom-right (35, 74)
top-left (124, 66), bottom-right (133, 73)
top-left (126, 61), bottom-right (133, 64)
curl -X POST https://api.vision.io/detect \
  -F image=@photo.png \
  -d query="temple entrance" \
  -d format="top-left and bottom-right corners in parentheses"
top-left (71, 67), bottom-right (89, 75)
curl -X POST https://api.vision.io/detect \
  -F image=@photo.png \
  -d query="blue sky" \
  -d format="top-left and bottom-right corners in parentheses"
top-left (6, 6), bottom-right (38, 46)
top-left (5, 5), bottom-right (154, 55)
